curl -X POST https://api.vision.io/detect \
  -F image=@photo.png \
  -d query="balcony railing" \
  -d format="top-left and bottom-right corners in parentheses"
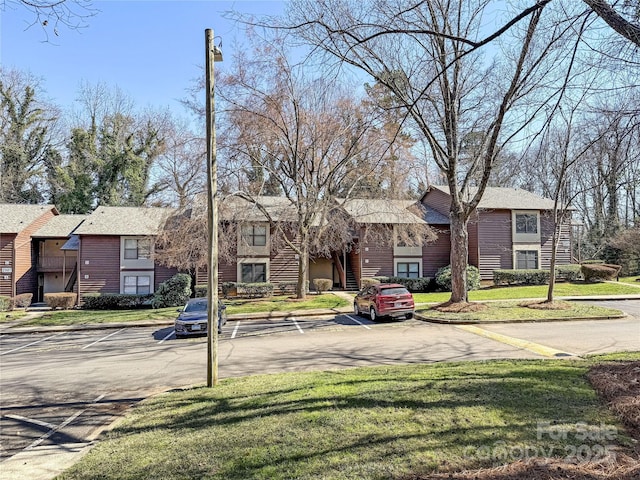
top-left (37, 257), bottom-right (77, 272)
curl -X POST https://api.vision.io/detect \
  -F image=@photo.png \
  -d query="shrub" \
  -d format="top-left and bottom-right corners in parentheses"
top-left (312, 278), bottom-right (333, 294)
top-left (493, 269), bottom-right (551, 286)
top-left (555, 264), bottom-right (582, 282)
top-left (44, 293), bottom-right (77, 310)
top-left (374, 276), bottom-right (434, 292)
top-left (236, 282), bottom-right (274, 298)
top-left (277, 281), bottom-right (297, 295)
top-left (195, 283), bottom-right (240, 298)
top-left (360, 278), bottom-right (380, 289)
top-left (581, 263), bottom-right (622, 282)
top-left (82, 293), bottom-right (153, 310)
top-left (0, 295), bottom-right (12, 312)
top-left (152, 273), bottom-right (191, 308)
top-left (13, 293), bottom-right (33, 308)
top-left (436, 265), bottom-right (481, 291)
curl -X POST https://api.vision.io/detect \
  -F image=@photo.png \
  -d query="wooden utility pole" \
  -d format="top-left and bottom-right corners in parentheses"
top-left (205, 28), bottom-right (222, 387)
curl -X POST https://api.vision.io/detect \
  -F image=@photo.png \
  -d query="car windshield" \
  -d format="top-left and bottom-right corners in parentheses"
top-left (380, 287), bottom-right (410, 296)
top-left (184, 300), bottom-right (207, 312)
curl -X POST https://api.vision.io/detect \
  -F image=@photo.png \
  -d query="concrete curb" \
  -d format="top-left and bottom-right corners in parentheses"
top-left (0, 296), bottom-right (635, 335)
top-left (0, 307), bottom-right (354, 335)
top-left (415, 312), bottom-right (628, 325)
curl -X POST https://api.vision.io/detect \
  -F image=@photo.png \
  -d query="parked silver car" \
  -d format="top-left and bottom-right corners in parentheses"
top-left (175, 298), bottom-right (227, 338)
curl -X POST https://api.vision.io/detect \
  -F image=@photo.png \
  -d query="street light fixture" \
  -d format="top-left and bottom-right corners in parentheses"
top-left (205, 28), bottom-right (222, 387)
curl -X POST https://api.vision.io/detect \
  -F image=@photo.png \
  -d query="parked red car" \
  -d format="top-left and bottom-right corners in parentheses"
top-left (353, 283), bottom-right (415, 321)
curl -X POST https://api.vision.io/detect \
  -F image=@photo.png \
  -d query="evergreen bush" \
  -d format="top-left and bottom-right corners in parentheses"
top-left (0, 295), bottom-right (12, 312)
top-left (313, 278), bottom-right (333, 294)
top-left (82, 293), bottom-right (153, 310)
top-left (44, 293), bottom-right (77, 310)
top-left (581, 263), bottom-right (621, 282)
top-left (152, 273), bottom-right (192, 308)
top-left (436, 265), bottom-right (480, 291)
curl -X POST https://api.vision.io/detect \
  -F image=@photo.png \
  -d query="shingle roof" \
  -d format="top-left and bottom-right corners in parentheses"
top-left (0, 204), bottom-right (58, 233)
top-left (219, 196), bottom-right (298, 222)
top-left (33, 215), bottom-right (86, 238)
top-left (423, 206), bottom-right (450, 225)
top-left (74, 206), bottom-right (174, 235)
top-left (340, 199), bottom-right (426, 224)
top-left (428, 186), bottom-right (559, 210)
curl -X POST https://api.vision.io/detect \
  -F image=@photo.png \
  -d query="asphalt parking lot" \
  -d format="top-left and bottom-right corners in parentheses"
top-left (1, 302), bottom-right (638, 480)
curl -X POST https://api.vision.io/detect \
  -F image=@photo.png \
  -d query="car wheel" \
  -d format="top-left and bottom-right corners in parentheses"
top-left (353, 303), bottom-right (360, 315)
top-left (369, 307), bottom-right (378, 321)
top-left (406, 312), bottom-right (414, 320)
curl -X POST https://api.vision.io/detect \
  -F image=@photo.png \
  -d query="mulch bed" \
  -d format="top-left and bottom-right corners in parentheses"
top-left (403, 361), bottom-right (640, 480)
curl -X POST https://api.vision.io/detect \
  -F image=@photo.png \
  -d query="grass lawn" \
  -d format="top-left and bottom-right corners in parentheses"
top-left (223, 294), bottom-right (350, 315)
top-left (0, 309), bottom-right (28, 323)
top-left (57, 354), bottom-right (639, 480)
top-left (417, 301), bottom-right (624, 322)
top-left (16, 295), bottom-right (350, 327)
top-left (18, 307), bottom-right (178, 327)
top-left (413, 280), bottom-right (640, 304)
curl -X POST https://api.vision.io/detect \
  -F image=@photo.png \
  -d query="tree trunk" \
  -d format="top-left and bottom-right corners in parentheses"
top-left (296, 244), bottom-right (309, 299)
top-left (546, 216), bottom-right (559, 303)
top-left (449, 211), bottom-right (469, 303)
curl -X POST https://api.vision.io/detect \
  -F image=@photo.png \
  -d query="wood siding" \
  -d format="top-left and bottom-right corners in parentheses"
top-left (359, 230), bottom-right (394, 278)
top-left (270, 244), bottom-right (300, 283)
top-left (540, 212), bottom-right (572, 268)
top-left (348, 248), bottom-right (361, 287)
top-left (423, 227), bottom-right (451, 277)
top-left (0, 234), bottom-right (16, 297)
top-left (468, 214), bottom-right (480, 269)
top-left (14, 210), bottom-right (57, 296)
top-left (154, 264), bottom-right (179, 289)
top-left (78, 236), bottom-right (121, 298)
top-left (476, 210), bottom-right (513, 279)
top-left (422, 188), bottom-right (451, 216)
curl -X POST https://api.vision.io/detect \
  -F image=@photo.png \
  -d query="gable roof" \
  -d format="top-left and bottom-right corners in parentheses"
top-left (0, 204), bottom-right (58, 233)
top-left (219, 195), bottom-right (299, 222)
top-left (32, 214), bottom-right (87, 238)
top-left (426, 186), bottom-right (559, 210)
top-left (339, 199), bottom-right (426, 224)
top-left (74, 206), bottom-right (174, 236)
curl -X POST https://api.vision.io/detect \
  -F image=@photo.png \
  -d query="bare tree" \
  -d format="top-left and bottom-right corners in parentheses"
top-left (217, 35), bottom-right (433, 298)
top-left (4, 0), bottom-right (97, 39)
top-left (151, 115), bottom-right (206, 209)
top-left (279, 0), bottom-right (572, 303)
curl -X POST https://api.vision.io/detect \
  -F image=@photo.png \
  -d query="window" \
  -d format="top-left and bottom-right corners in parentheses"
top-left (241, 263), bottom-right (266, 283)
top-left (242, 225), bottom-right (267, 247)
top-left (516, 250), bottom-right (538, 270)
top-left (123, 275), bottom-right (151, 294)
top-left (124, 238), bottom-right (151, 260)
top-left (515, 214), bottom-right (538, 234)
top-left (397, 262), bottom-right (420, 278)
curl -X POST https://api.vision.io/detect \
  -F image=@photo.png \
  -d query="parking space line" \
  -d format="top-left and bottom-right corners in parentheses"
top-left (81, 328), bottom-right (126, 350)
top-left (158, 330), bottom-right (175, 344)
top-left (291, 318), bottom-right (304, 334)
top-left (456, 325), bottom-right (577, 358)
top-left (4, 414), bottom-right (57, 430)
top-left (0, 333), bottom-right (65, 356)
top-left (344, 314), bottom-right (372, 329)
top-left (231, 322), bottom-right (240, 339)
top-left (25, 394), bottom-right (106, 451)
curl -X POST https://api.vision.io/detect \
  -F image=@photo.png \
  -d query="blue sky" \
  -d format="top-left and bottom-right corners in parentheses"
top-left (1, 1), bottom-right (285, 115)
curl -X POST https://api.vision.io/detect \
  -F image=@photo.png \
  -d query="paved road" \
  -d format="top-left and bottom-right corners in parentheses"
top-left (1, 302), bottom-right (638, 479)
